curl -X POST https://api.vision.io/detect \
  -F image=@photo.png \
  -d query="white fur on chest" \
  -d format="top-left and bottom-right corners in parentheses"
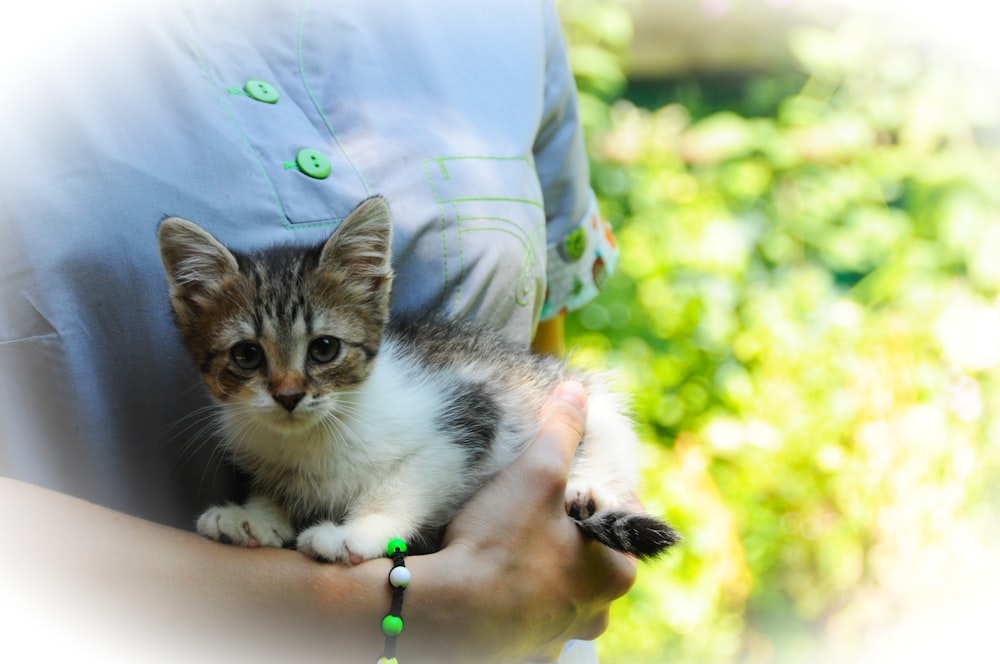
top-left (221, 340), bottom-right (492, 523)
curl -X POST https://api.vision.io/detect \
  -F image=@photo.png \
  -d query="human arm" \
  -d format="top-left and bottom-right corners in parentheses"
top-left (534, 0), bottom-right (619, 324)
top-left (0, 382), bottom-right (633, 663)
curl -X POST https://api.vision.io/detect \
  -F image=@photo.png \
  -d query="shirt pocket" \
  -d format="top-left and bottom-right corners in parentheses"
top-left (421, 155), bottom-right (548, 322)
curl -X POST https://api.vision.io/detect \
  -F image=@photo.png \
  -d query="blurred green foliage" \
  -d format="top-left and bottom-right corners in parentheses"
top-left (560, 2), bottom-right (1000, 661)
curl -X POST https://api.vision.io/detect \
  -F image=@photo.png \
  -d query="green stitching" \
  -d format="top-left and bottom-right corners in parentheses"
top-left (434, 155), bottom-right (533, 163)
top-left (449, 196), bottom-right (544, 208)
top-left (456, 216), bottom-right (541, 248)
top-left (298, 0), bottom-right (371, 196)
top-left (181, 17), bottom-right (286, 225)
top-left (452, 202), bottom-right (464, 310)
top-left (457, 223), bottom-right (541, 255)
top-left (432, 155), bottom-right (535, 185)
top-left (421, 159), bottom-right (452, 307)
top-left (422, 155), bottom-right (546, 312)
top-left (457, 218), bottom-right (544, 307)
top-left (274, 216), bottom-right (349, 231)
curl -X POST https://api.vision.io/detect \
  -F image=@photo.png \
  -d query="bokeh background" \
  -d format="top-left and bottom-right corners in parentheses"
top-left (557, 0), bottom-right (1000, 661)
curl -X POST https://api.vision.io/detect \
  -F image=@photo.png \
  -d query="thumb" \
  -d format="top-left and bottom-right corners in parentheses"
top-left (532, 380), bottom-right (589, 471)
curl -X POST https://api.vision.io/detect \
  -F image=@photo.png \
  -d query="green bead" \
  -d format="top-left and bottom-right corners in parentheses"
top-left (377, 658), bottom-right (397, 664)
top-left (381, 614), bottom-right (404, 637)
top-left (386, 538), bottom-right (407, 556)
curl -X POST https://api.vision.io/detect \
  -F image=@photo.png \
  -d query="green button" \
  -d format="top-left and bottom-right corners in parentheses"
top-left (244, 79), bottom-right (280, 104)
top-left (295, 149), bottom-right (331, 179)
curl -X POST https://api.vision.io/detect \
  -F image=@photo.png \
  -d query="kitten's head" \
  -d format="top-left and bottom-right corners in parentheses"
top-left (157, 196), bottom-right (393, 433)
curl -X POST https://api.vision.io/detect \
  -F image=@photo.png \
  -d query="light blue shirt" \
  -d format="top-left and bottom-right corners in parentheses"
top-left (0, 0), bottom-right (616, 538)
top-left (1, 3), bottom-right (613, 660)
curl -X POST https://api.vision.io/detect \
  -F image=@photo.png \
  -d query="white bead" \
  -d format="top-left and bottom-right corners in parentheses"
top-left (389, 566), bottom-right (411, 588)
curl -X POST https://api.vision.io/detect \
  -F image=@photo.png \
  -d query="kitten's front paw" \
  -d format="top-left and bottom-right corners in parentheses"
top-left (296, 522), bottom-right (387, 565)
top-left (197, 501), bottom-right (294, 549)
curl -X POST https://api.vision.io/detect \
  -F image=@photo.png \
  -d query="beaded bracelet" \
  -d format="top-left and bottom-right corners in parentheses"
top-left (377, 538), bottom-right (409, 664)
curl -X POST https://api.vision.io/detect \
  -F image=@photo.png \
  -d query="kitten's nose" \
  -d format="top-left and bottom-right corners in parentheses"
top-left (273, 392), bottom-right (305, 412)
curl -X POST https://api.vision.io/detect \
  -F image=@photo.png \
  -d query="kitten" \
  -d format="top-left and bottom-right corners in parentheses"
top-left (158, 196), bottom-right (678, 564)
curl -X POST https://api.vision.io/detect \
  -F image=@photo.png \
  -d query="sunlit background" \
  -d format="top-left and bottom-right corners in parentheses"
top-left (3, 1), bottom-right (998, 661)
top-left (557, 0), bottom-right (1000, 661)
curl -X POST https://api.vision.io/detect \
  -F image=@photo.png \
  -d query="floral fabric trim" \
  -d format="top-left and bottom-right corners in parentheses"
top-left (540, 194), bottom-right (619, 321)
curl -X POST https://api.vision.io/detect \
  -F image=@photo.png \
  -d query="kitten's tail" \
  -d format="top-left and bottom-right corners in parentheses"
top-left (574, 511), bottom-right (681, 560)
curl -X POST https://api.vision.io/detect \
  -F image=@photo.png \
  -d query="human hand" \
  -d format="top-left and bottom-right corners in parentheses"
top-left (425, 381), bottom-right (638, 662)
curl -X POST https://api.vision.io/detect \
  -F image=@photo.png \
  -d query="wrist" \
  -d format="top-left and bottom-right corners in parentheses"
top-left (397, 548), bottom-right (479, 662)
top-left (305, 546), bottom-right (479, 663)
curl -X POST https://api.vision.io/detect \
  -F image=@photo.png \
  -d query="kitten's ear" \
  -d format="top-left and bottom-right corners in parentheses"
top-left (319, 196), bottom-right (393, 279)
top-left (158, 217), bottom-right (239, 303)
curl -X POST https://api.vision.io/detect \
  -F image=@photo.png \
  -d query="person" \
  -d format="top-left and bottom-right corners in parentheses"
top-left (0, 0), bottom-right (631, 661)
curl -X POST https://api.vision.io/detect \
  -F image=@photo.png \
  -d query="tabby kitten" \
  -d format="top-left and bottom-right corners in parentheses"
top-left (158, 196), bottom-right (678, 564)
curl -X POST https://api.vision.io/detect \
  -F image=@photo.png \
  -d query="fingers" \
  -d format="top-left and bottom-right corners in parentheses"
top-left (539, 381), bottom-right (588, 434)
top-left (596, 547), bottom-right (639, 602)
top-left (531, 381), bottom-right (638, 606)
top-left (517, 381), bottom-right (589, 492)
top-left (432, 381), bottom-right (633, 659)
top-left (576, 611), bottom-right (611, 641)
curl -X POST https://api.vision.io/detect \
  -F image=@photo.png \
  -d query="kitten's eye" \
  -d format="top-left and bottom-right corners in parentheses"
top-left (308, 336), bottom-right (341, 364)
top-left (230, 342), bottom-right (264, 371)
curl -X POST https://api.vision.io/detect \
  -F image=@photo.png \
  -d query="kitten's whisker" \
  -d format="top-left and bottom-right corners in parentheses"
top-left (165, 404), bottom-right (223, 442)
top-left (199, 435), bottom-right (233, 493)
top-left (161, 404), bottom-right (229, 477)
top-left (179, 379), bottom-right (209, 399)
top-left (318, 413), bottom-right (349, 448)
top-left (318, 406), bottom-right (375, 451)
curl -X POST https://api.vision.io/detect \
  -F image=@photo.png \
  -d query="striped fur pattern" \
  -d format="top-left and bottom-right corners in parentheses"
top-left (158, 196), bottom-right (678, 563)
